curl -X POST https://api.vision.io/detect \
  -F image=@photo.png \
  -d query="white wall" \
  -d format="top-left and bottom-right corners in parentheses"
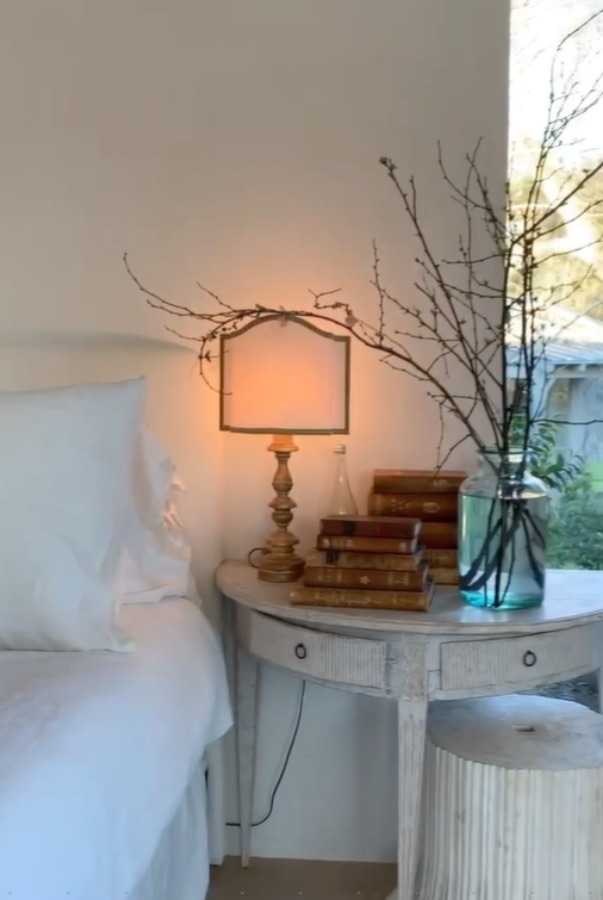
top-left (0, 0), bottom-right (510, 862)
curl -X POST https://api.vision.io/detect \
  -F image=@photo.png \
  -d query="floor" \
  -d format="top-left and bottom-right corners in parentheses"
top-left (207, 858), bottom-right (397, 900)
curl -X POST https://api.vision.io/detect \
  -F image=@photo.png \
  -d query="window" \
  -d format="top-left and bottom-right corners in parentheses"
top-left (509, 0), bottom-right (603, 569)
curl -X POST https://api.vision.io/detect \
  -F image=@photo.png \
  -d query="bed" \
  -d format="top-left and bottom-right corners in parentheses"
top-left (0, 333), bottom-right (232, 899)
top-left (0, 597), bottom-right (231, 900)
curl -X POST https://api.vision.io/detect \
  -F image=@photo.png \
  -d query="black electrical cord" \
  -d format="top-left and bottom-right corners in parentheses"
top-left (226, 681), bottom-right (306, 828)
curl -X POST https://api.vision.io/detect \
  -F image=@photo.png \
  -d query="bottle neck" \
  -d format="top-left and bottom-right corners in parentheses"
top-left (334, 446), bottom-right (347, 468)
top-left (328, 444), bottom-right (358, 515)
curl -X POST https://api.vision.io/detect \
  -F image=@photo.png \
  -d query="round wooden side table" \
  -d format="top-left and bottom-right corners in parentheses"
top-left (216, 560), bottom-right (603, 900)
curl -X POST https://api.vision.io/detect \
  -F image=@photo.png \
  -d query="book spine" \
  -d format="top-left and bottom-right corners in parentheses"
top-left (430, 567), bottom-right (460, 586)
top-left (424, 548), bottom-right (458, 568)
top-left (316, 535), bottom-right (418, 554)
top-left (373, 472), bottom-right (465, 494)
top-left (419, 522), bottom-right (458, 549)
top-left (303, 566), bottom-right (427, 591)
top-left (289, 586), bottom-right (431, 611)
top-left (319, 516), bottom-right (421, 538)
top-left (368, 492), bottom-right (458, 521)
top-left (308, 550), bottom-right (424, 571)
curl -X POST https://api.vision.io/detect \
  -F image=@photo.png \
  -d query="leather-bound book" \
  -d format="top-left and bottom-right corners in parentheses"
top-left (430, 567), bottom-right (460, 586)
top-left (316, 534), bottom-right (419, 554)
top-left (303, 563), bottom-right (429, 592)
top-left (307, 549), bottom-right (425, 572)
top-left (372, 469), bottom-right (466, 494)
top-left (419, 522), bottom-right (458, 549)
top-left (424, 548), bottom-right (458, 568)
top-left (289, 582), bottom-right (434, 611)
top-left (320, 515), bottom-right (421, 539)
top-left (368, 492), bottom-right (458, 521)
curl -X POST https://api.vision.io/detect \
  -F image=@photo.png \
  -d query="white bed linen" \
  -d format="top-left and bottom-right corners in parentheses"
top-left (0, 597), bottom-right (232, 900)
top-left (129, 757), bottom-right (209, 900)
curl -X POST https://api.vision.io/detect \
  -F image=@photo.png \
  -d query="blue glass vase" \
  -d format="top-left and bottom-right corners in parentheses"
top-left (459, 448), bottom-right (549, 610)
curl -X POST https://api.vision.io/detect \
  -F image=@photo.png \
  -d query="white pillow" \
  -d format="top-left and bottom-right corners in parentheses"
top-left (116, 426), bottom-right (192, 604)
top-left (0, 378), bottom-right (146, 651)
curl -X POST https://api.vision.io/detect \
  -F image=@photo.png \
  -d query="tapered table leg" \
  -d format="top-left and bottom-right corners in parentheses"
top-left (387, 642), bottom-right (428, 900)
top-left (236, 646), bottom-right (258, 867)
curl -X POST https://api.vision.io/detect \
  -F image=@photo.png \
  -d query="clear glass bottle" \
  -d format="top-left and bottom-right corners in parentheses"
top-left (459, 447), bottom-right (549, 610)
top-left (327, 443), bottom-right (358, 516)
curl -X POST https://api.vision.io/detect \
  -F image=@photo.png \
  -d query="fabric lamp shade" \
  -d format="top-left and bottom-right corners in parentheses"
top-left (219, 315), bottom-right (350, 434)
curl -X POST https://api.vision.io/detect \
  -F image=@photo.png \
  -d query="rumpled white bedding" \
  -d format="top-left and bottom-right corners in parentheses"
top-left (0, 597), bottom-right (232, 900)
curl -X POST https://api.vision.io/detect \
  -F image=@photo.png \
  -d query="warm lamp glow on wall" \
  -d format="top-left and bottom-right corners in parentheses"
top-left (220, 315), bottom-right (351, 583)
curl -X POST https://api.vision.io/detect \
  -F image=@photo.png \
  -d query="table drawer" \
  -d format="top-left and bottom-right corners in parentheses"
top-left (240, 609), bottom-right (388, 690)
top-left (440, 625), bottom-right (601, 693)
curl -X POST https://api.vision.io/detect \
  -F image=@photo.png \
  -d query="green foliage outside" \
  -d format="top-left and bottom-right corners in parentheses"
top-left (548, 490), bottom-right (603, 570)
top-left (525, 419), bottom-right (585, 492)
top-left (526, 421), bottom-right (603, 570)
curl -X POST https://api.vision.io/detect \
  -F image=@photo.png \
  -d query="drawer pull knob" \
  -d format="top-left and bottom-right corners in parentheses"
top-left (523, 650), bottom-right (537, 667)
top-left (294, 643), bottom-right (307, 660)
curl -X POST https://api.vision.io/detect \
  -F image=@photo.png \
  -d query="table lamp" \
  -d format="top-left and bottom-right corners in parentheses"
top-left (220, 314), bottom-right (351, 583)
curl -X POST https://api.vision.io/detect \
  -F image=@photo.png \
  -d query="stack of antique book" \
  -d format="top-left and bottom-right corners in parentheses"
top-left (289, 514), bottom-right (434, 611)
top-left (367, 469), bottom-right (465, 586)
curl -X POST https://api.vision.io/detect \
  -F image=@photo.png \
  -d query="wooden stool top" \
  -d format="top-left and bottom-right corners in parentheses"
top-left (427, 694), bottom-right (603, 770)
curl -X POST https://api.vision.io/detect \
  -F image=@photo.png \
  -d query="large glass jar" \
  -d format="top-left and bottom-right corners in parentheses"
top-left (459, 447), bottom-right (549, 610)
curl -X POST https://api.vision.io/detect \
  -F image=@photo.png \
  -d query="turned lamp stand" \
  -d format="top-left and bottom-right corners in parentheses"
top-left (219, 314), bottom-right (351, 584)
top-left (257, 434), bottom-right (305, 583)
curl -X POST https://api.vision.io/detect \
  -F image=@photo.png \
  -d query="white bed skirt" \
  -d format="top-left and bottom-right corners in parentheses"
top-left (0, 599), bottom-right (231, 900)
top-left (130, 758), bottom-right (210, 900)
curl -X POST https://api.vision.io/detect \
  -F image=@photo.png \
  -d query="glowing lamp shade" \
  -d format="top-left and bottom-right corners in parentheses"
top-left (220, 316), bottom-right (350, 434)
top-left (219, 315), bottom-right (351, 583)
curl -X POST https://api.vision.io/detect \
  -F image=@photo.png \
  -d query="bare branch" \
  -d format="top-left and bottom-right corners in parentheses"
top-left (125, 6), bottom-right (603, 472)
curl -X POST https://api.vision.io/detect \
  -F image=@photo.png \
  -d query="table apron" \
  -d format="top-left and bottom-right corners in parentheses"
top-left (236, 607), bottom-right (393, 694)
top-left (236, 608), bottom-right (603, 702)
top-left (436, 622), bottom-right (603, 698)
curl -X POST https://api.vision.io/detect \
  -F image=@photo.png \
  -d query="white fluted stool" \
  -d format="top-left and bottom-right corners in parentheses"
top-left (417, 694), bottom-right (603, 900)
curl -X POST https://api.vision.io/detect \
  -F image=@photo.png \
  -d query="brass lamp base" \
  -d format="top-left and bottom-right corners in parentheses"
top-left (258, 434), bottom-right (305, 583)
